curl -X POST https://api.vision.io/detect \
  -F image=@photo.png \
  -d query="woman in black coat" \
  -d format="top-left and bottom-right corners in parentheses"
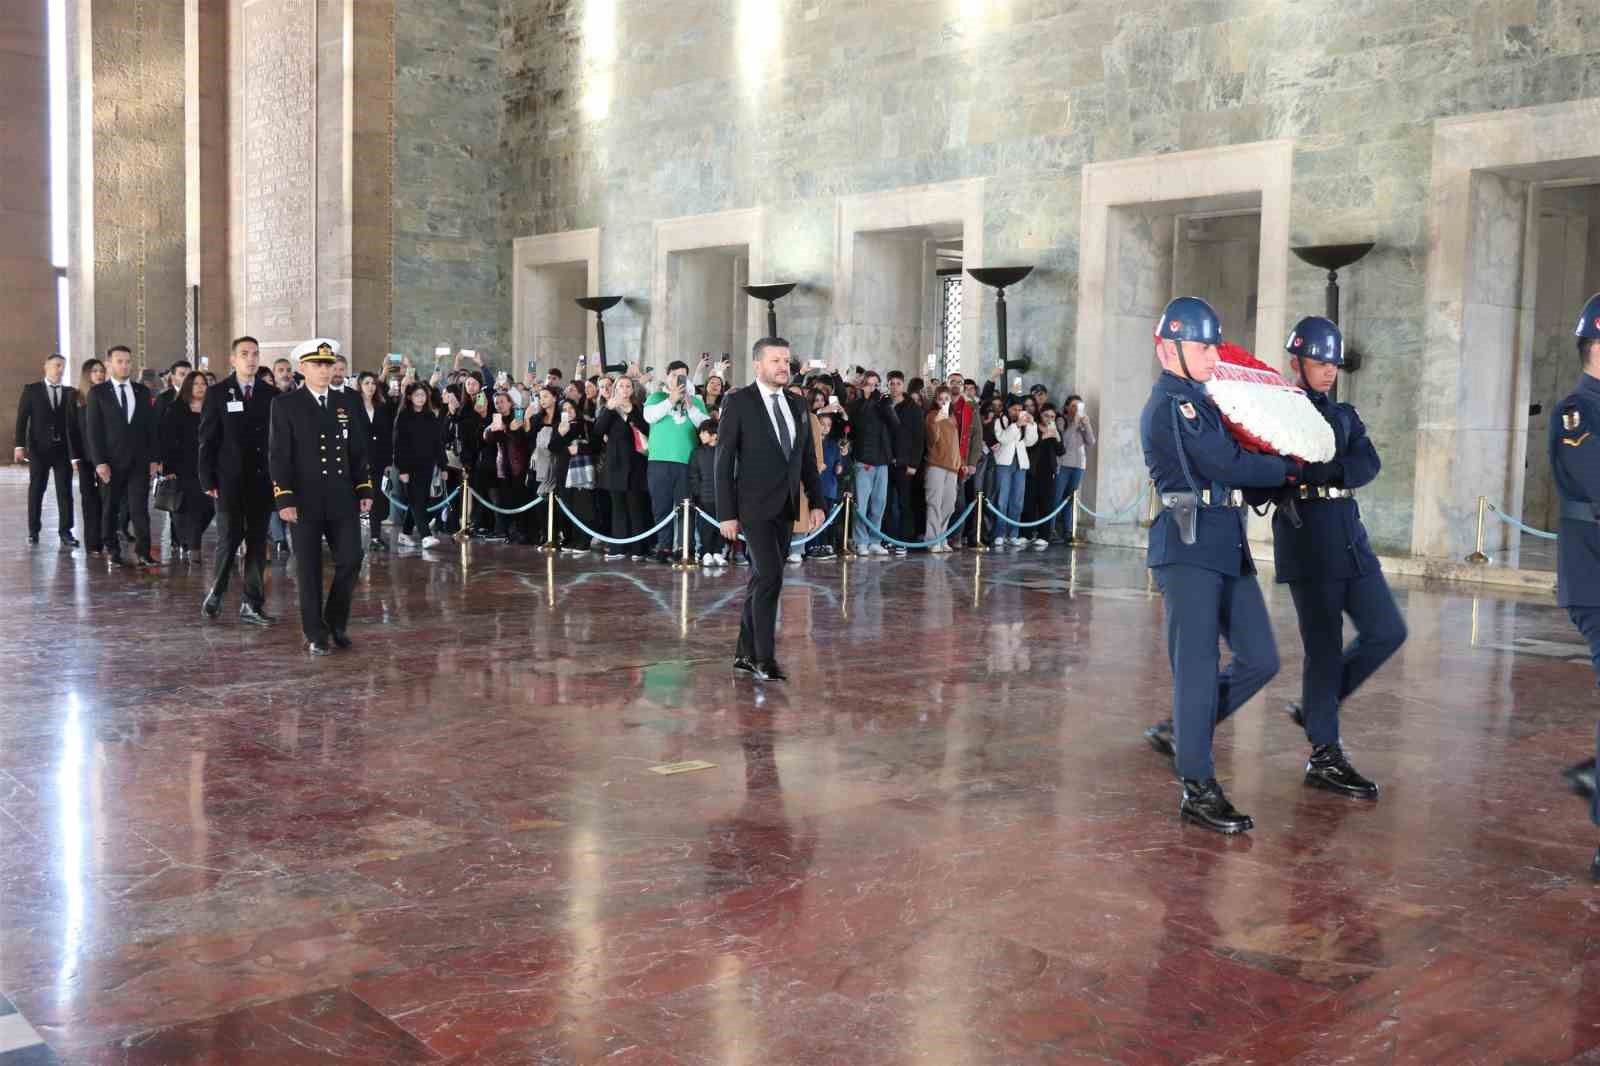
top-left (591, 375), bottom-right (652, 560)
top-left (356, 372), bottom-right (395, 551)
top-left (392, 382), bottom-right (445, 548)
top-left (157, 371), bottom-right (215, 557)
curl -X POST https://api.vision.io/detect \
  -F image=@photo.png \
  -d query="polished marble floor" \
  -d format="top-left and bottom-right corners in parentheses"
top-left (3, 470), bottom-right (1600, 1064)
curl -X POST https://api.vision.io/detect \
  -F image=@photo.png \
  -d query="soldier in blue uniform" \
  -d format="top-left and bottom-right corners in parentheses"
top-left (1140, 297), bottom-right (1300, 833)
top-left (270, 339), bottom-right (374, 656)
top-left (1554, 294), bottom-right (1600, 880)
top-left (1267, 316), bottom-right (1406, 800)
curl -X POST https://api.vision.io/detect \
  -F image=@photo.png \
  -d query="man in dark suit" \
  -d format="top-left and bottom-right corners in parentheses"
top-left (270, 338), bottom-right (374, 655)
top-left (716, 337), bottom-right (825, 682)
top-left (84, 345), bottom-right (161, 566)
top-left (13, 352), bottom-right (79, 547)
top-left (199, 335), bottom-right (278, 626)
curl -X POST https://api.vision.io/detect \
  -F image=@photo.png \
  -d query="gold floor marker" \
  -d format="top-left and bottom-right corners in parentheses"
top-left (648, 760), bottom-right (717, 776)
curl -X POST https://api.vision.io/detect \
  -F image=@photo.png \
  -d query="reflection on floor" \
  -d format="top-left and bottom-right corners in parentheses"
top-left (2, 471), bottom-right (1599, 1064)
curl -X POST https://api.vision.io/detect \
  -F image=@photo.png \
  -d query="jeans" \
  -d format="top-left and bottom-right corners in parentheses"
top-left (853, 462), bottom-right (888, 547)
top-left (1053, 466), bottom-right (1084, 541)
top-left (647, 460), bottom-right (690, 553)
top-left (994, 462), bottom-right (1028, 541)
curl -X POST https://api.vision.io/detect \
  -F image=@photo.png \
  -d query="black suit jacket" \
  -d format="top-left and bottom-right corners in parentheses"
top-left (198, 373), bottom-right (279, 496)
top-left (84, 379), bottom-right (158, 470)
top-left (14, 381), bottom-right (76, 458)
top-left (269, 387), bottom-right (374, 520)
top-left (714, 384), bottom-right (823, 524)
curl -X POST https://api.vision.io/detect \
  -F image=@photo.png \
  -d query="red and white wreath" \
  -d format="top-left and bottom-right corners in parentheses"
top-left (1204, 343), bottom-right (1336, 462)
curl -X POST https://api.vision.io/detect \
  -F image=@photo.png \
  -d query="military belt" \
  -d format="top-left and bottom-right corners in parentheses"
top-left (1560, 499), bottom-right (1599, 523)
top-left (1161, 489), bottom-right (1243, 509)
top-left (1295, 486), bottom-right (1356, 501)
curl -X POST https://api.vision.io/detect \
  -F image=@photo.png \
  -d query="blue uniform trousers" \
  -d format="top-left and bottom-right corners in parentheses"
top-left (1156, 564), bottom-right (1280, 780)
top-left (1570, 605), bottom-right (1600, 825)
top-left (1285, 572), bottom-right (1407, 748)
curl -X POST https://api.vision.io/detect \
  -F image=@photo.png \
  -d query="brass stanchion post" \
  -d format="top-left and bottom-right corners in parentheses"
top-left (972, 491), bottom-right (990, 553)
top-left (541, 493), bottom-right (557, 554)
top-left (841, 492), bottom-right (857, 559)
top-left (1068, 492), bottom-right (1087, 546)
top-left (673, 498), bottom-right (695, 571)
top-left (455, 482), bottom-right (471, 545)
top-left (1466, 495), bottom-right (1490, 564)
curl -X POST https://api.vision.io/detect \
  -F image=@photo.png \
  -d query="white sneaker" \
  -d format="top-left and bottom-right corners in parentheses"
top-left (712, 553), bottom-right (727, 566)
top-left (867, 543), bottom-right (890, 556)
top-left (701, 552), bottom-right (715, 565)
top-left (1008, 536), bottom-right (1024, 547)
top-left (1031, 537), bottom-right (1049, 549)
top-left (787, 552), bottom-right (802, 564)
top-left (398, 533), bottom-right (416, 547)
top-left (421, 535), bottom-right (441, 549)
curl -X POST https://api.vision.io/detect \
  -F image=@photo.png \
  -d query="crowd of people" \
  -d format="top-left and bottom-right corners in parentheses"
top-left (15, 345), bottom-right (1099, 569)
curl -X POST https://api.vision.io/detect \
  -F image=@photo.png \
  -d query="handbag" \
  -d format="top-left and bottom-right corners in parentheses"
top-left (632, 425), bottom-right (649, 455)
top-left (566, 454), bottom-right (596, 490)
top-left (152, 475), bottom-right (183, 513)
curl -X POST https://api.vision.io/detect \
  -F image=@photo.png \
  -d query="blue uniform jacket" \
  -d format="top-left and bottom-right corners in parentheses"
top-left (1141, 371), bottom-right (1290, 576)
top-left (1552, 373), bottom-right (1600, 608)
top-left (1268, 390), bottom-right (1382, 584)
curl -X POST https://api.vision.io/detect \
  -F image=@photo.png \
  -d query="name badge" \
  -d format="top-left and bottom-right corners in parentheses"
top-left (226, 401), bottom-right (245, 413)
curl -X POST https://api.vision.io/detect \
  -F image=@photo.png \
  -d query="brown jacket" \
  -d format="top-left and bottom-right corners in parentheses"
top-left (924, 409), bottom-right (962, 473)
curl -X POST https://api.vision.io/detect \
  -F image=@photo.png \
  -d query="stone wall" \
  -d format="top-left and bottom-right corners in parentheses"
top-left (391, 0), bottom-right (503, 369)
top-left (0, 2), bottom-right (56, 413)
top-left (495, 0), bottom-right (1600, 555)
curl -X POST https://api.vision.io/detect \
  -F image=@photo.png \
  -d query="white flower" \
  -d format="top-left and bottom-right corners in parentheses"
top-left (1206, 371), bottom-right (1336, 462)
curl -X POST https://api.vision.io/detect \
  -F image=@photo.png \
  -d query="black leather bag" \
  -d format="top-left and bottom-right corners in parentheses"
top-left (152, 475), bottom-right (183, 514)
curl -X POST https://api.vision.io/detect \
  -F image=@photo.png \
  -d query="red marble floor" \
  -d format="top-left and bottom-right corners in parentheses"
top-left (2, 468), bottom-right (1600, 1065)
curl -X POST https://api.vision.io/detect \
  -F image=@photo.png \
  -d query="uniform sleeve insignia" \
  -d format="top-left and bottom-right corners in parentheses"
top-left (1563, 408), bottom-right (1582, 432)
top-left (1178, 402), bottom-right (1198, 420)
top-left (1563, 432), bottom-right (1591, 447)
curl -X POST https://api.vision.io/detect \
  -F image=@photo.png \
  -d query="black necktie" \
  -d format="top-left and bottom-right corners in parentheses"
top-left (319, 394), bottom-right (327, 411)
top-left (771, 393), bottom-right (791, 454)
top-left (243, 383), bottom-right (252, 401)
top-left (49, 385), bottom-right (58, 410)
top-left (118, 384), bottom-right (130, 422)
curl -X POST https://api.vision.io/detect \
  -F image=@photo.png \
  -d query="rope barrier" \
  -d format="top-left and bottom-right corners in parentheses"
top-left (850, 499), bottom-right (978, 550)
top-left (385, 485), bottom-right (459, 514)
top-left (466, 487), bottom-right (549, 516)
top-left (693, 501), bottom-right (847, 548)
top-left (981, 495), bottom-right (1074, 530)
top-left (1486, 501), bottom-right (1559, 541)
top-left (555, 496), bottom-right (678, 545)
top-left (1075, 491), bottom-right (1145, 522)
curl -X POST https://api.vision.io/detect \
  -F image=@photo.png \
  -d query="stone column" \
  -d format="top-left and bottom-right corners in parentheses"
top-left (91, 0), bottom-right (188, 371)
top-left (187, 0), bottom-right (231, 363)
top-left (229, 0), bottom-right (392, 367)
top-left (0, 2), bottom-right (56, 417)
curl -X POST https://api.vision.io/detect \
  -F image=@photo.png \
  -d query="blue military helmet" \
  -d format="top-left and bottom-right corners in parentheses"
top-left (1575, 292), bottom-right (1600, 339)
top-left (1154, 297), bottom-right (1222, 345)
top-left (1285, 316), bottom-right (1344, 366)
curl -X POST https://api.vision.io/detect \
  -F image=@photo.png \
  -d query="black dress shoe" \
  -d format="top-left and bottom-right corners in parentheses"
top-left (27, 534), bottom-right (39, 545)
top-left (1563, 758), bottom-right (1597, 799)
top-left (1144, 720), bottom-right (1176, 764)
top-left (108, 552), bottom-right (132, 568)
top-left (753, 659), bottom-right (788, 683)
top-left (1305, 744), bottom-right (1379, 799)
top-left (60, 533), bottom-right (80, 548)
top-left (201, 594), bottom-right (222, 619)
top-left (136, 554), bottom-right (161, 567)
top-left (733, 655), bottom-right (758, 676)
top-left (1286, 702), bottom-right (1306, 730)
top-left (239, 603), bottom-right (276, 627)
top-left (306, 640), bottom-right (332, 657)
top-left (1180, 777), bottom-right (1253, 834)
top-left (369, 537), bottom-right (389, 552)
top-left (328, 630), bottom-right (353, 650)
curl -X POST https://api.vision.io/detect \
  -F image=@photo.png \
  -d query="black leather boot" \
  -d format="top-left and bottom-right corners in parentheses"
top-left (1144, 720), bottom-right (1176, 764)
top-left (1286, 702), bottom-right (1306, 730)
top-left (1305, 744), bottom-right (1379, 799)
top-left (1179, 777), bottom-right (1253, 834)
top-left (1563, 758), bottom-right (1597, 799)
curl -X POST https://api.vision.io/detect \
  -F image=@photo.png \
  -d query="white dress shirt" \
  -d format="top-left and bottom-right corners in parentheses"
top-left (755, 379), bottom-right (796, 452)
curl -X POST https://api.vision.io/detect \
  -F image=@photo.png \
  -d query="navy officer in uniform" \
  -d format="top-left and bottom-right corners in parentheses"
top-left (269, 338), bottom-right (374, 655)
top-left (1140, 296), bottom-right (1299, 833)
top-left (1265, 316), bottom-right (1405, 800)
top-left (1554, 294), bottom-right (1600, 879)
